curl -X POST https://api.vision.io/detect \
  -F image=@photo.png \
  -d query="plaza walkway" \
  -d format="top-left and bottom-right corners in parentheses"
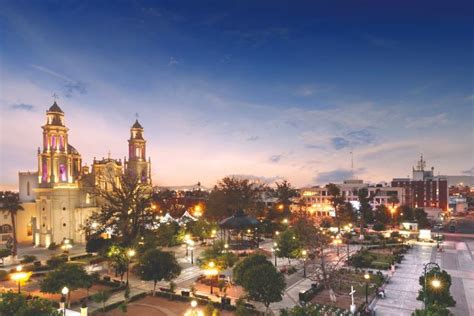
top-left (372, 240), bottom-right (474, 316)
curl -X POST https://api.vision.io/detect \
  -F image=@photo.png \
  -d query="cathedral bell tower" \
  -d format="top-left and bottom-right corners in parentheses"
top-left (38, 102), bottom-right (82, 186)
top-left (125, 119), bottom-right (151, 184)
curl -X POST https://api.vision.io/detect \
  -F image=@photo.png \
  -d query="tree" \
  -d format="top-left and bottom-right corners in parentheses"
top-left (188, 218), bottom-right (217, 241)
top-left (357, 188), bottom-right (375, 237)
top-left (414, 208), bottom-right (430, 228)
top-left (92, 290), bottom-right (111, 312)
top-left (206, 177), bottom-right (265, 219)
top-left (417, 267), bottom-right (456, 308)
top-left (400, 205), bottom-right (414, 221)
top-left (233, 254), bottom-right (272, 285)
top-left (412, 303), bottom-right (452, 316)
top-left (0, 291), bottom-right (61, 316)
top-left (85, 174), bottom-right (154, 246)
top-left (135, 249), bottom-right (181, 295)
top-left (40, 263), bottom-right (92, 306)
top-left (326, 184), bottom-right (345, 232)
top-left (273, 180), bottom-right (298, 218)
top-left (0, 192), bottom-right (24, 258)
top-left (0, 248), bottom-right (11, 264)
top-left (292, 212), bottom-right (318, 249)
top-left (374, 205), bottom-right (390, 225)
top-left (107, 245), bottom-right (128, 280)
top-left (276, 229), bottom-right (301, 264)
top-left (241, 264), bottom-right (286, 314)
top-left (339, 202), bottom-right (356, 226)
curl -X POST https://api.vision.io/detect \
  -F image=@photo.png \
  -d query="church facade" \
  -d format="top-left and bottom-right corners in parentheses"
top-left (15, 102), bottom-right (152, 247)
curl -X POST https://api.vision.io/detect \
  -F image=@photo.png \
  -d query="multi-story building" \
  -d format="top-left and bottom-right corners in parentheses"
top-left (391, 155), bottom-right (448, 212)
top-left (296, 179), bottom-right (405, 216)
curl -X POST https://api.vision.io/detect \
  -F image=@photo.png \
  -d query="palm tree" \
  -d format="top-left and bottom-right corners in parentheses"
top-left (274, 180), bottom-right (298, 218)
top-left (0, 192), bottom-right (23, 258)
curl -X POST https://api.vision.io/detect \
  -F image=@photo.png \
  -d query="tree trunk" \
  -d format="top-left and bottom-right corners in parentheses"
top-left (153, 280), bottom-right (157, 296)
top-left (10, 213), bottom-right (17, 258)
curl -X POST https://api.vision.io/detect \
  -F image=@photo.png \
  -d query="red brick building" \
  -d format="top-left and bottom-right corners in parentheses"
top-left (391, 155), bottom-right (448, 211)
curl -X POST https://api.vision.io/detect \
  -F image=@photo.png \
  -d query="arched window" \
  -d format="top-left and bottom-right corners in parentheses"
top-left (27, 181), bottom-right (30, 196)
top-left (135, 147), bottom-right (140, 158)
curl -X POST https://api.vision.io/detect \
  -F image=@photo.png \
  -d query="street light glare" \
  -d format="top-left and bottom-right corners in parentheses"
top-left (364, 273), bottom-right (370, 280)
top-left (62, 286), bottom-right (69, 295)
top-left (191, 300), bottom-right (198, 308)
top-left (432, 279), bottom-right (441, 288)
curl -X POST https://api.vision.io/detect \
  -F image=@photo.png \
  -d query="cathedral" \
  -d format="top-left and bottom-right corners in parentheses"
top-left (16, 102), bottom-right (152, 247)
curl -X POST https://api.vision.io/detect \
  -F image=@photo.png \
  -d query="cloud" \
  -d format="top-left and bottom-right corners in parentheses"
top-left (461, 167), bottom-right (474, 175)
top-left (168, 57), bottom-right (179, 66)
top-left (246, 135), bottom-right (259, 142)
top-left (31, 65), bottom-right (87, 98)
top-left (362, 33), bottom-right (398, 48)
top-left (10, 103), bottom-right (35, 111)
top-left (331, 137), bottom-right (350, 150)
top-left (405, 113), bottom-right (448, 129)
top-left (314, 168), bottom-right (365, 184)
top-left (293, 84), bottom-right (330, 97)
top-left (269, 154), bottom-right (282, 163)
top-left (63, 81), bottom-right (87, 98)
top-left (228, 174), bottom-right (283, 184)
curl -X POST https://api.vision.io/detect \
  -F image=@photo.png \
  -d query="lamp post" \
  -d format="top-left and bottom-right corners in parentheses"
top-left (62, 239), bottom-right (72, 261)
top-left (62, 286), bottom-right (69, 313)
top-left (11, 265), bottom-right (26, 293)
top-left (273, 242), bottom-right (278, 267)
top-left (423, 262), bottom-right (441, 314)
top-left (188, 240), bottom-right (195, 264)
top-left (364, 272), bottom-right (370, 307)
top-left (301, 250), bottom-right (307, 278)
top-left (206, 261), bottom-right (218, 294)
top-left (185, 234), bottom-right (191, 256)
top-left (126, 249), bottom-right (135, 286)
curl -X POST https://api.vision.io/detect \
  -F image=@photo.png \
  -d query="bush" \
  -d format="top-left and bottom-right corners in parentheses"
top-left (46, 255), bottom-right (67, 268)
top-left (373, 222), bottom-right (386, 231)
top-left (20, 255), bottom-right (37, 264)
top-left (0, 270), bottom-right (8, 281)
top-left (371, 261), bottom-right (390, 270)
top-left (86, 237), bottom-right (112, 254)
top-left (287, 266), bottom-right (297, 275)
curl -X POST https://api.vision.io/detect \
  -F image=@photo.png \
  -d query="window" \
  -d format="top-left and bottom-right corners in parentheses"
top-left (26, 181), bottom-right (30, 196)
top-left (59, 164), bottom-right (67, 182)
top-left (27, 223), bottom-right (32, 236)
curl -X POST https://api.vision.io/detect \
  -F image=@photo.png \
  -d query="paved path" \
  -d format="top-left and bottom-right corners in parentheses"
top-left (372, 239), bottom-right (474, 316)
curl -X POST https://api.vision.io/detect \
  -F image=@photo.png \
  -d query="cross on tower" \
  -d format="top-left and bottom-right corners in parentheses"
top-left (52, 93), bottom-right (59, 102)
top-left (135, 112), bottom-right (139, 119)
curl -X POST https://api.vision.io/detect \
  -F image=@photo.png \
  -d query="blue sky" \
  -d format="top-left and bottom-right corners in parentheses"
top-left (1, 0), bottom-right (473, 189)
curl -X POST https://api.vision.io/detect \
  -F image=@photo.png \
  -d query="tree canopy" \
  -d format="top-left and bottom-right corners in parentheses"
top-left (233, 254), bottom-right (272, 285)
top-left (135, 249), bottom-right (181, 294)
top-left (0, 292), bottom-right (61, 316)
top-left (85, 174), bottom-right (154, 246)
top-left (0, 191), bottom-right (23, 257)
top-left (206, 177), bottom-right (265, 219)
top-left (241, 264), bottom-right (286, 311)
top-left (417, 267), bottom-right (456, 308)
top-left (276, 228), bottom-right (301, 263)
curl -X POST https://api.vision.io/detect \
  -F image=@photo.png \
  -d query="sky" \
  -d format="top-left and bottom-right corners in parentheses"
top-left (0, 0), bottom-right (473, 190)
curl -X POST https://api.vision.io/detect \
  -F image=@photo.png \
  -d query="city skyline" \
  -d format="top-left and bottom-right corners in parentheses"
top-left (1, 0), bottom-right (473, 189)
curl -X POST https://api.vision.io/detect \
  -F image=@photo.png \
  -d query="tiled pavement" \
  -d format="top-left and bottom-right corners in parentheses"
top-left (373, 240), bottom-right (474, 316)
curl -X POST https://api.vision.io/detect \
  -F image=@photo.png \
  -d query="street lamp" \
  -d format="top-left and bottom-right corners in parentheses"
top-left (11, 265), bottom-right (27, 293)
top-left (205, 262), bottom-right (218, 294)
top-left (273, 242), bottom-right (278, 267)
top-left (126, 249), bottom-right (135, 286)
top-left (301, 250), bottom-right (307, 278)
top-left (333, 235), bottom-right (342, 257)
top-left (423, 262), bottom-right (441, 314)
top-left (185, 234), bottom-right (191, 256)
top-left (188, 239), bottom-right (195, 264)
top-left (62, 286), bottom-right (69, 313)
top-left (364, 272), bottom-right (370, 307)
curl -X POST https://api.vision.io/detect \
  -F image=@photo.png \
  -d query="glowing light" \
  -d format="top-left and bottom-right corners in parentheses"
top-left (16, 265), bottom-right (22, 272)
top-left (282, 218), bottom-right (289, 224)
top-left (127, 249), bottom-right (136, 258)
top-left (278, 204), bottom-right (284, 210)
top-left (364, 273), bottom-right (370, 280)
top-left (301, 250), bottom-right (307, 256)
top-left (191, 300), bottom-right (198, 308)
top-left (62, 286), bottom-right (69, 295)
top-left (431, 279), bottom-right (441, 288)
top-left (224, 243), bottom-right (229, 249)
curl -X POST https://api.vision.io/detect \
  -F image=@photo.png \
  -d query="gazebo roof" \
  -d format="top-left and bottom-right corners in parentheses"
top-left (219, 210), bottom-right (259, 230)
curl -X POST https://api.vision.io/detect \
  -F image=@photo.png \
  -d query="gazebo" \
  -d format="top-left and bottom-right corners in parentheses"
top-left (219, 210), bottom-right (260, 249)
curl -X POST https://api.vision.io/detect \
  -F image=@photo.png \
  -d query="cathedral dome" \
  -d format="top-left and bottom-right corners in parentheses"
top-left (48, 101), bottom-right (64, 113)
top-left (68, 144), bottom-right (80, 155)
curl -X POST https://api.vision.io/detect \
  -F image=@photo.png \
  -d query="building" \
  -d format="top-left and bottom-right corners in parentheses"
top-left (13, 102), bottom-right (152, 247)
top-left (296, 179), bottom-right (405, 217)
top-left (391, 155), bottom-right (448, 213)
